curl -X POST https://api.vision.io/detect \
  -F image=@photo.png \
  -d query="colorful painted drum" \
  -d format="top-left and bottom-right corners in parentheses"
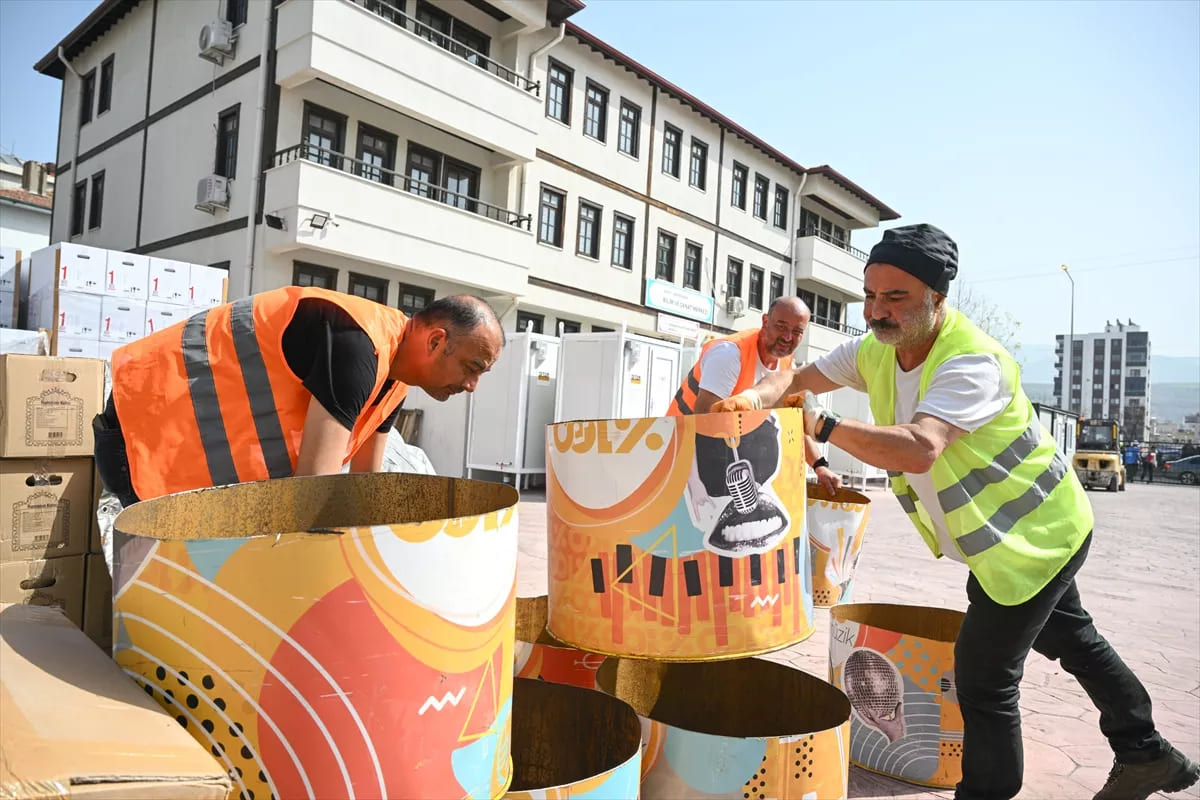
top-left (596, 657), bottom-right (851, 799)
top-left (547, 409), bottom-right (813, 661)
top-left (112, 473), bottom-right (519, 800)
top-left (807, 485), bottom-right (871, 607)
top-left (504, 678), bottom-right (642, 799)
top-left (829, 603), bottom-right (966, 789)
top-left (515, 595), bottom-right (607, 690)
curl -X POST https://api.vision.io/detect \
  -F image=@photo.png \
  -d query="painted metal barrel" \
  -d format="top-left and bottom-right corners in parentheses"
top-left (806, 485), bottom-right (871, 607)
top-left (515, 595), bottom-right (607, 690)
top-left (112, 473), bottom-right (519, 800)
top-left (829, 602), bottom-right (966, 789)
top-left (596, 656), bottom-right (851, 799)
top-left (504, 678), bottom-right (642, 799)
top-left (546, 409), bottom-right (813, 661)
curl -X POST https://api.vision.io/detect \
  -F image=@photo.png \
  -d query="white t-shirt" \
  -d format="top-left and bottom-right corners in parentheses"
top-left (698, 340), bottom-right (780, 397)
top-left (814, 336), bottom-right (1013, 563)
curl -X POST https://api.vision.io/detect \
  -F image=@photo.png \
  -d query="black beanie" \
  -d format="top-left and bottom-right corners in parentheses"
top-left (865, 223), bottom-right (959, 294)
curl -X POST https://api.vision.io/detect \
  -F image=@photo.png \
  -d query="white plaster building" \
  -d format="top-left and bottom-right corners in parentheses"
top-left (0, 154), bottom-right (55, 254)
top-left (1053, 320), bottom-right (1151, 441)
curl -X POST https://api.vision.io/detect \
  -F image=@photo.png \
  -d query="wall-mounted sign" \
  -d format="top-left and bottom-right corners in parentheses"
top-left (644, 279), bottom-right (714, 323)
top-left (656, 313), bottom-right (701, 338)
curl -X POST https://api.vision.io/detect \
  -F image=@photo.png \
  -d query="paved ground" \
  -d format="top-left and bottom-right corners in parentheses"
top-left (516, 481), bottom-right (1200, 800)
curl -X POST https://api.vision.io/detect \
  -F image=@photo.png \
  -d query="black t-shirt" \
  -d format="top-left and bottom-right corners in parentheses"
top-left (281, 298), bottom-right (401, 434)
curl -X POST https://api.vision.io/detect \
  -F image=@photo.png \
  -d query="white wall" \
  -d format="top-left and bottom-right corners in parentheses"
top-left (646, 92), bottom-right (722, 223)
top-left (719, 136), bottom-right (800, 253)
top-left (0, 205), bottom-right (51, 253)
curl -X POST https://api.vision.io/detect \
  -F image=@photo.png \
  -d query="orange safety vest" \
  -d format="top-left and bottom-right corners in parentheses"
top-left (112, 286), bottom-right (410, 500)
top-left (668, 328), bottom-right (792, 415)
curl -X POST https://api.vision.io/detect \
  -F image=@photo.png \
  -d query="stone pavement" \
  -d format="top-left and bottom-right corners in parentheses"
top-left (515, 481), bottom-right (1200, 800)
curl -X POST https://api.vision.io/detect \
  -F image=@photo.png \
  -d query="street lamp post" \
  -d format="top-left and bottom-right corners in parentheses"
top-left (1061, 264), bottom-right (1074, 413)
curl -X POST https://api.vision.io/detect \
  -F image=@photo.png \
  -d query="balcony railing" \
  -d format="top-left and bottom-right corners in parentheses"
top-left (274, 143), bottom-right (532, 229)
top-left (797, 224), bottom-right (870, 262)
top-left (349, 0), bottom-right (539, 94)
top-left (814, 316), bottom-right (865, 336)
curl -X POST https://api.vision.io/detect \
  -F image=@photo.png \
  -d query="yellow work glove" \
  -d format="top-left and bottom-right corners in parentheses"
top-left (711, 390), bottom-right (762, 413)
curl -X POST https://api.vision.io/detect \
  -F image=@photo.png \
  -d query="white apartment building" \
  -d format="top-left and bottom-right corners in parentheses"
top-left (1053, 319), bottom-right (1151, 441)
top-left (0, 154), bottom-right (55, 253)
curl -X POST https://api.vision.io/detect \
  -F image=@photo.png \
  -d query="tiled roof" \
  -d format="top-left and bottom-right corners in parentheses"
top-left (0, 188), bottom-right (53, 210)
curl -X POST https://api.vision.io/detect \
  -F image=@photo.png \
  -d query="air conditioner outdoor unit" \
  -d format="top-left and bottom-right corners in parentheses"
top-left (195, 175), bottom-right (230, 213)
top-left (725, 296), bottom-right (746, 316)
top-left (198, 19), bottom-right (235, 65)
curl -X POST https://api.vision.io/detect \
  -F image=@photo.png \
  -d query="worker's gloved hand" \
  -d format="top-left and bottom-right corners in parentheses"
top-left (789, 391), bottom-right (831, 437)
top-left (711, 390), bottom-right (762, 413)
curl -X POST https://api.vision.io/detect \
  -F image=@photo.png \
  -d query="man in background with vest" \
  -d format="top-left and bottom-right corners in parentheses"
top-left (93, 287), bottom-right (504, 506)
top-left (669, 295), bottom-right (842, 494)
top-left (713, 224), bottom-right (1198, 800)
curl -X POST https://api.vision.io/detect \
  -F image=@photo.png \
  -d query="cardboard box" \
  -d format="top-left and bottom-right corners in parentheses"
top-left (188, 264), bottom-right (228, 308)
top-left (56, 335), bottom-right (102, 359)
top-left (31, 289), bottom-right (103, 342)
top-left (28, 242), bottom-right (107, 297)
top-left (0, 354), bottom-right (105, 457)
top-left (145, 300), bottom-right (188, 336)
top-left (0, 556), bottom-right (85, 626)
top-left (0, 246), bottom-right (19, 293)
top-left (83, 553), bottom-right (111, 651)
top-left (0, 603), bottom-right (232, 799)
top-left (90, 461), bottom-right (103, 554)
top-left (0, 290), bottom-right (13, 328)
top-left (99, 297), bottom-right (146, 343)
top-left (148, 257), bottom-right (190, 306)
top-left (0, 458), bottom-right (94, 561)
top-left (103, 252), bottom-right (150, 300)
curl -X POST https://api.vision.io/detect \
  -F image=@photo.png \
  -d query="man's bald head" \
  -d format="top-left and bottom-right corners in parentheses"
top-left (767, 295), bottom-right (811, 323)
top-left (759, 295), bottom-right (811, 360)
top-left (401, 295), bottom-right (505, 400)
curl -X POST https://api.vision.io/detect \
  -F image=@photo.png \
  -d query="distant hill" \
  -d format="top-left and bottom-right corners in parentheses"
top-left (1023, 381), bottom-right (1199, 423)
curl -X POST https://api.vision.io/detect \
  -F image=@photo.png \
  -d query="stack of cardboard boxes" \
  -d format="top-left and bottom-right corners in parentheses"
top-left (0, 247), bottom-right (22, 329)
top-left (23, 242), bottom-right (227, 358)
top-left (0, 352), bottom-right (111, 650)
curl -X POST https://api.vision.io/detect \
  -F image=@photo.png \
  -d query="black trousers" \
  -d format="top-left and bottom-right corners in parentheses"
top-left (92, 395), bottom-right (141, 509)
top-left (954, 533), bottom-right (1165, 800)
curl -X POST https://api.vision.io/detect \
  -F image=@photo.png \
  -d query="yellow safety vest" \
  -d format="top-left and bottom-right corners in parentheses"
top-left (857, 309), bottom-right (1092, 605)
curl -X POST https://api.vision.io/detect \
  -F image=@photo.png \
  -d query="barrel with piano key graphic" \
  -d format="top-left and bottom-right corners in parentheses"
top-left (515, 595), bottom-right (607, 690)
top-left (546, 409), bottom-right (813, 661)
top-left (829, 602), bottom-right (966, 788)
top-left (596, 656), bottom-right (851, 799)
top-left (112, 473), bottom-right (519, 800)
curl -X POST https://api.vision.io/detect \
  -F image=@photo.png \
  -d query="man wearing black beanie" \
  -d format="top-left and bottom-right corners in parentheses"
top-left (714, 223), bottom-right (1198, 800)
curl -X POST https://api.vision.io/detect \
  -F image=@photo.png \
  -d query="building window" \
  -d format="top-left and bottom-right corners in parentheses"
top-left (611, 212), bottom-right (634, 269)
top-left (70, 181), bottom-right (86, 237)
top-left (726, 258), bottom-right (743, 299)
top-left (215, 104), bottom-right (240, 179)
top-left (749, 266), bottom-right (764, 310)
top-left (405, 143), bottom-right (440, 197)
top-left (415, 1), bottom-right (489, 64)
top-left (98, 56), bottom-right (114, 115)
top-left (517, 311), bottom-right (544, 334)
top-left (442, 157), bottom-right (480, 212)
top-left (689, 138), bottom-right (708, 190)
top-left (398, 283), bottom-right (434, 317)
top-left (355, 123), bottom-right (396, 184)
top-left (576, 201), bottom-right (601, 259)
top-left (546, 59), bottom-right (572, 124)
top-left (584, 80), bottom-right (608, 142)
top-left (618, 99), bottom-right (640, 158)
top-left (303, 103), bottom-right (346, 168)
top-left (753, 174), bottom-right (768, 219)
top-left (656, 231), bottom-right (676, 281)
top-left (403, 143), bottom-right (479, 208)
top-left (558, 319), bottom-right (582, 334)
top-left (773, 185), bottom-right (789, 229)
top-left (293, 261), bottom-right (338, 289)
top-left (348, 273), bottom-right (388, 304)
top-left (731, 162), bottom-right (748, 210)
top-left (769, 273), bottom-right (784, 304)
top-left (592, 325), bottom-right (613, 333)
top-left (538, 186), bottom-right (565, 247)
top-left (662, 124), bottom-right (681, 178)
top-left (87, 171), bottom-right (105, 230)
top-left (829, 299), bottom-right (842, 325)
top-left (226, 0), bottom-right (248, 27)
top-left (683, 241), bottom-right (702, 291)
top-left (79, 69), bottom-right (96, 127)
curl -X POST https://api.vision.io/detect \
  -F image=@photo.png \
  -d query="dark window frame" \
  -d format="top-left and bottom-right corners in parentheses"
top-left (79, 68), bottom-right (96, 127)
top-left (88, 171), bottom-right (105, 230)
top-left (683, 240), bottom-right (703, 291)
top-left (558, 319), bottom-right (582, 334)
top-left (748, 265), bottom-right (764, 310)
top-left (546, 58), bottom-right (573, 125)
top-left (302, 101), bottom-right (347, 168)
top-left (583, 79), bottom-right (609, 143)
top-left (355, 122), bottom-right (397, 184)
top-left (752, 174), bottom-right (769, 219)
top-left (441, 155), bottom-right (481, 212)
top-left (655, 230), bottom-right (677, 282)
top-left (773, 185), bottom-right (789, 229)
top-left (405, 141), bottom-right (442, 196)
top-left (688, 137), bottom-right (708, 190)
top-left (70, 180), bottom-right (87, 237)
top-left (292, 261), bottom-right (338, 289)
top-left (662, 123), bottom-right (682, 179)
top-left (348, 272), bottom-right (389, 304)
top-left (617, 98), bottom-right (641, 158)
top-left (611, 212), bottom-right (634, 270)
top-left (398, 283), bottom-right (435, 317)
top-left (731, 161), bottom-right (748, 210)
top-left (769, 273), bottom-right (784, 304)
top-left (226, 0), bottom-right (249, 27)
top-left (726, 257), bottom-right (743, 299)
top-left (538, 184), bottom-right (566, 248)
top-left (215, 103), bottom-right (240, 179)
top-left (97, 56), bottom-right (114, 115)
top-left (576, 200), bottom-right (602, 259)
top-left (516, 310), bottom-right (545, 334)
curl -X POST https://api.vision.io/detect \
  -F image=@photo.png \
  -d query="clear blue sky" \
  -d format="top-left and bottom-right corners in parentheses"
top-left (2, 0), bottom-right (1197, 357)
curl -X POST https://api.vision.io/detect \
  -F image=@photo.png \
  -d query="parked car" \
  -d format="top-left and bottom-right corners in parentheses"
top-left (1161, 455), bottom-right (1200, 485)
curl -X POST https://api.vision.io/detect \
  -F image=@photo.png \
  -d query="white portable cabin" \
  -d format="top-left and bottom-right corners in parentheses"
top-left (555, 328), bottom-right (683, 422)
